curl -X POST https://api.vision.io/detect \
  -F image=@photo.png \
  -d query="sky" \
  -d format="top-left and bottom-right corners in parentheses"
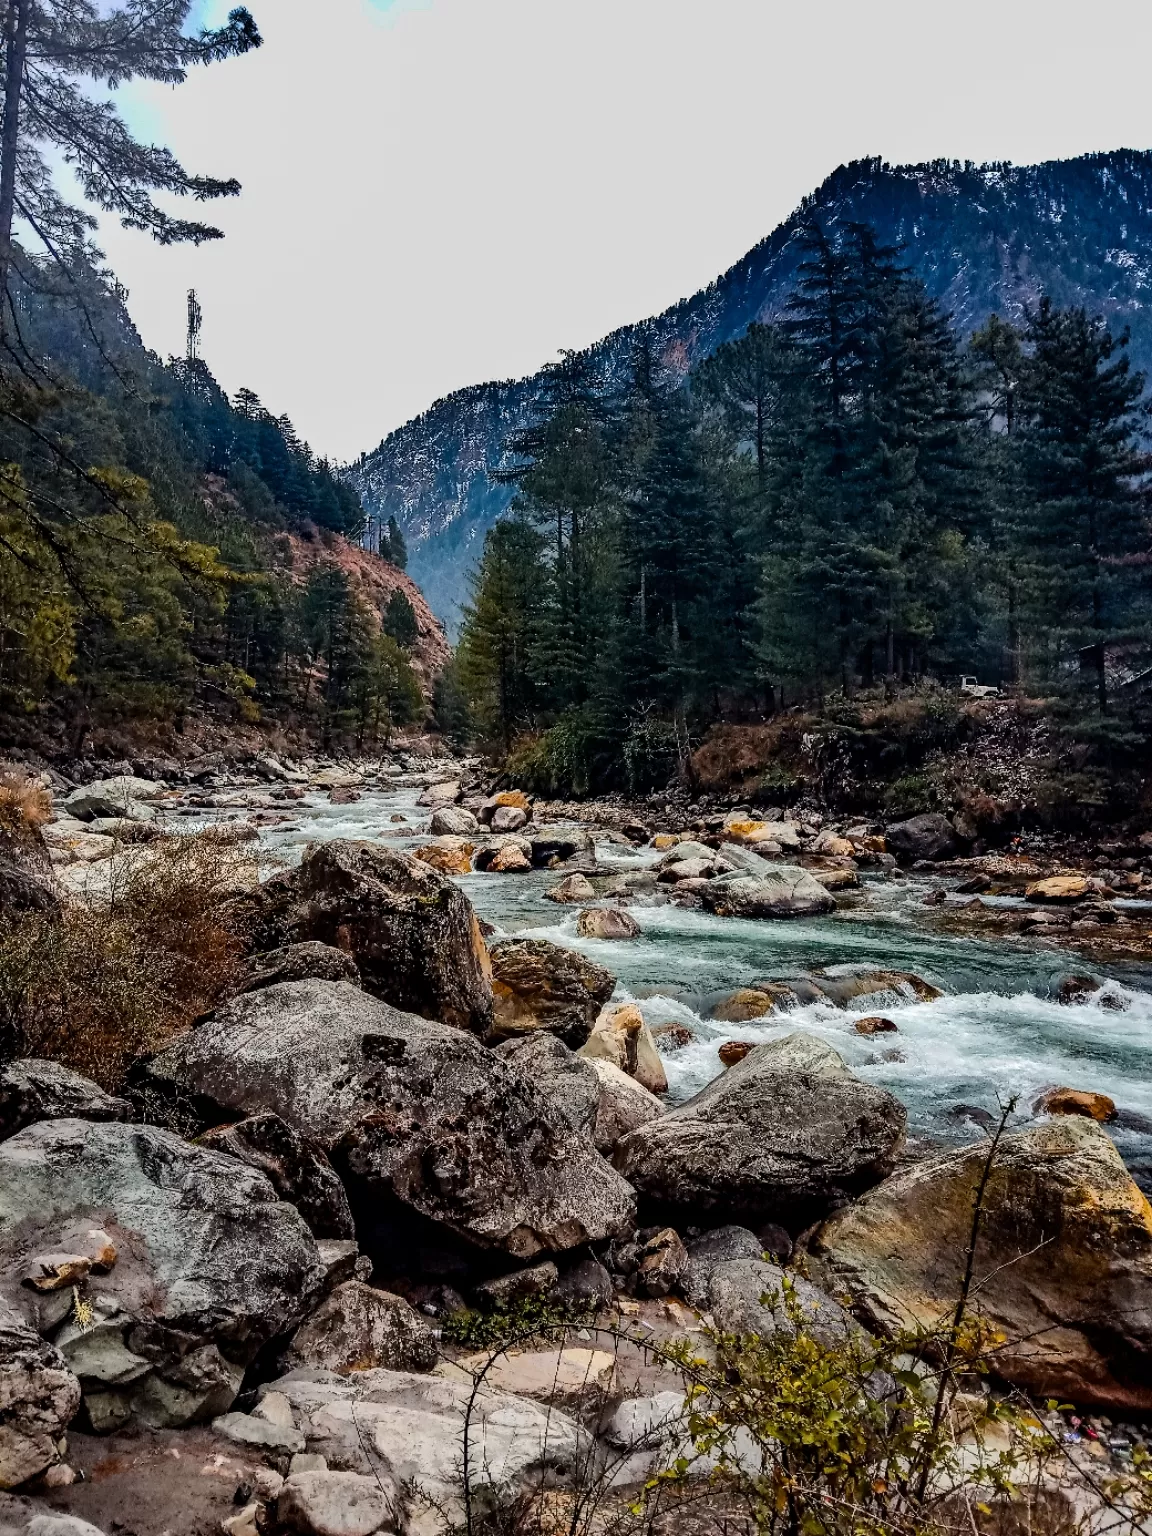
top-left (92, 0), bottom-right (1152, 464)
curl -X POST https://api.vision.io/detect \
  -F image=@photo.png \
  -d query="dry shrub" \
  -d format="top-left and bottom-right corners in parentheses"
top-left (0, 770), bottom-right (52, 835)
top-left (0, 828), bottom-right (252, 1090)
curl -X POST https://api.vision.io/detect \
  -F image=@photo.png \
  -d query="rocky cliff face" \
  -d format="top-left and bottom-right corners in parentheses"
top-left (346, 149), bottom-right (1152, 630)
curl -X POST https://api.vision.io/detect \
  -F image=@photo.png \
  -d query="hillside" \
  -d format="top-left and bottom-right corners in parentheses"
top-left (347, 148), bottom-right (1152, 628)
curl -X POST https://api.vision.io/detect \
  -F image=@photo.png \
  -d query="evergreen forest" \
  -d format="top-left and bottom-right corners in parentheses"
top-left (452, 221), bottom-right (1152, 801)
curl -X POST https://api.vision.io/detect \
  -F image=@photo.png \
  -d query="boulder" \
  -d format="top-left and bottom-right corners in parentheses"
top-left (328, 788), bottom-right (361, 806)
top-left (147, 980), bottom-right (635, 1261)
top-left (656, 856), bottom-right (717, 884)
top-left (708, 1258), bottom-right (862, 1348)
top-left (710, 986), bottom-right (794, 1023)
top-left (488, 938), bottom-right (615, 1048)
top-left (1032, 1087), bottom-right (1117, 1123)
top-left (884, 813), bottom-right (963, 863)
top-left (277, 1469), bottom-right (392, 1536)
top-left (0, 1309), bottom-right (81, 1489)
top-left (528, 828), bottom-right (593, 866)
top-left (681, 1225), bottom-right (765, 1308)
top-left (265, 1366), bottom-right (589, 1530)
top-left (249, 842), bottom-right (493, 1034)
top-left (701, 867), bottom-right (835, 919)
top-left (854, 1016), bottom-right (897, 1036)
top-left (198, 1113), bottom-right (355, 1239)
top-left (462, 1346), bottom-right (615, 1409)
top-left (429, 806), bottom-right (478, 837)
top-left (0, 815), bottom-right (58, 917)
top-left (415, 781), bottom-right (460, 808)
top-left (473, 1261), bottom-right (559, 1309)
top-left (632, 1227), bottom-right (687, 1297)
top-left (412, 838), bottom-right (475, 876)
top-left (478, 790), bottom-right (530, 826)
top-left (282, 1282), bottom-right (438, 1376)
top-left (495, 1034), bottom-right (600, 1138)
top-left (586, 1059), bottom-right (663, 1154)
top-left (62, 776), bottom-right (161, 822)
top-left (656, 841), bottom-right (714, 869)
top-left (575, 908), bottom-right (640, 940)
top-left (614, 1033), bottom-right (906, 1225)
top-left (213, 1409), bottom-right (305, 1454)
top-left (807, 1117), bottom-right (1152, 1411)
top-left (544, 873), bottom-right (596, 905)
top-left (0, 1062), bottom-right (129, 1143)
top-left (579, 1004), bottom-right (667, 1095)
top-left (812, 867), bottom-right (860, 892)
top-left (485, 841), bottom-right (532, 873)
top-left (490, 805), bottom-right (528, 834)
top-left (0, 1120), bottom-right (322, 1428)
top-left (718, 1041), bottom-right (754, 1067)
top-left (724, 819), bottom-right (802, 851)
top-left (240, 942), bottom-right (361, 995)
top-left (1026, 875), bottom-right (1091, 904)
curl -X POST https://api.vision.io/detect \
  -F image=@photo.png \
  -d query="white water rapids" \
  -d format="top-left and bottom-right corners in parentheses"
top-left (198, 783), bottom-right (1152, 1190)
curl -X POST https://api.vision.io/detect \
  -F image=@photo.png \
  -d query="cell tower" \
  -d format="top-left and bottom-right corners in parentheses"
top-left (186, 289), bottom-right (203, 364)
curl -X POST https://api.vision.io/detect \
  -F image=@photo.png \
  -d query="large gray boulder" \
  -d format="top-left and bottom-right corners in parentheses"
top-left (707, 1258), bottom-right (862, 1348)
top-left (62, 777), bottom-right (160, 823)
top-left (0, 1062), bottom-right (129, 1143)
top-left (0, 1120), bottom-right (323, 1429)
top-left (680, 1225), bottom-right (765, 1308)
top-left (239, 941), bottom-right (361, 995)
top-left (495, 1034), bottom-right (601, 1138)
top-left (0, 1307), bottom-right (81, 1489)
top-left (488, 937), bottom-right (615, 1047)
top-left (263, 1366), bottom-right (590, 1531)
top-left (807, 1116), bottom-right (1152, 1412)
top-left (700, 867), bottom-right (835, 919)
top-left (248, 842), bottom-right (493, 1034)
top-left (281, 1281), bottom-right (438, 1376)
top-left (884, 813), bottom-right (963, 863)
top-left (147, 980), bottom-right (635, 1261)
top-left (614, 1033), bottom-right (906, 1225)
top-left (586, 1059), bottom-right (663, 1154)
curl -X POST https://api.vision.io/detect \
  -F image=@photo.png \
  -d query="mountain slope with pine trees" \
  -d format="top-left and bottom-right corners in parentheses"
top-left (348, 148), bottom-right (1152, 628)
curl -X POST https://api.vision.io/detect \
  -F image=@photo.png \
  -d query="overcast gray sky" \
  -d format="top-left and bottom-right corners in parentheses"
top-left (99, 0), bottom-right (1152, 463)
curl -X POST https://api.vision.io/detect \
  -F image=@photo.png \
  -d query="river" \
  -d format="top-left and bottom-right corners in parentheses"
top-left (199, 783), bottom-right (1152, 1191)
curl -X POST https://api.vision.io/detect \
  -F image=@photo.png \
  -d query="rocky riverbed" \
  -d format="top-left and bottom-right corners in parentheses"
top-left (2, 749), bottom-right (1152, 1536)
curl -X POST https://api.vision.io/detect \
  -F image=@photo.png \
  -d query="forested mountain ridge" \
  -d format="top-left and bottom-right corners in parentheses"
top-left (348, 148), bottom-right (1152, 627)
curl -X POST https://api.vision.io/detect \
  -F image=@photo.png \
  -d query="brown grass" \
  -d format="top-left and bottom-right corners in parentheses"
top-left (0, 828), bottom-right (253, 1090)
top-left (0, 770), bottom-right (52, 836)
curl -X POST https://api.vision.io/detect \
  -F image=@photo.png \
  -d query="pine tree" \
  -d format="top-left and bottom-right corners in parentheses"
top-left (457, 518), bottom-right (548, 749)
top-left (385, 515), bottom-right (408, 570)
top-left (382, 587), bottom-right (418, 650)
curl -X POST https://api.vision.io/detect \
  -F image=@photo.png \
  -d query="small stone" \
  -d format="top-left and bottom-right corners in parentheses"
top-left (718, 1040), bottom-right (753, 1067)
top-left (854, 1016), bottom-right (898, 1035)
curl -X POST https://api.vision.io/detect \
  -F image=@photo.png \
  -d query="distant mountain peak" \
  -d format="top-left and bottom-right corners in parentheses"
top-left (346, 147), bottom-right (1152, 631)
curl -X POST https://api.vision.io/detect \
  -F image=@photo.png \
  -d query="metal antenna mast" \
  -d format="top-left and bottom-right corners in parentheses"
top-left (186, 289), bottom-right (203, 364)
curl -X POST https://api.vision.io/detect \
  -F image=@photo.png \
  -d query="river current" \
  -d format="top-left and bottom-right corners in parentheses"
top-left (202, 784), bottom-right (1152, 1189)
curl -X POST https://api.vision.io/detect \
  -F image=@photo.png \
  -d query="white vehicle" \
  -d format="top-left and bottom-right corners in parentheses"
top-left (958, 675), bottom-right (1001, 700)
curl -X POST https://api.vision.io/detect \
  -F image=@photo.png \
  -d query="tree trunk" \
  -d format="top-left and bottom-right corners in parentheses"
top-left (0, 0), bottom-right (28, 331)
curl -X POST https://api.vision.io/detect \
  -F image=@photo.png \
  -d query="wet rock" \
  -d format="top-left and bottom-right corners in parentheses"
top-left (708, 1258), bottom-right (862, 1348)
top-left (282, 1282), bottom-right (438, 1376)
top-left (579, 1004), bottom-right (667, 1095)
top-left (412, 838), bottom-right (475, 876)
top-left (1058, 975), bottom-right (1102, 1005)
top-left (808, 1117), bottom-right (1152, 1411)
top-left (651, 1022), bottom-right (693, 1051)
top-left (1025, 875), bottom-right (1091, 903)
top-left (810, 968), bottom-right (942, 1006)
top-left (681, 1225), bottom-right (766, 1307)
top-left (544, 873), bottom-right (596, 904)
top-left (265, 1366), bottom-right (590, 1527)
top-left (473, 1261), bottom-right (559, 1308)
top-left (488, 937), bottom-right (615, 1048)
top-left (615, 1032), bottom-right (906, 1225)
top-left (328, 788), bottom-right (361, 806)
top-left (0, 1062), bottom-right (129, 1143)
top-left (575, 908), bottom-right (640, 939)
top-left (241, 942), bottom-right (361, 996)
top-left (718, 1041), bottom-right (754, 1067)
top-left (199, 1113), bottom-right (355, 1239)
top-left (277, 1469), bottom-right (391, 1536)
top-left (495, 1034), bottom-right (600, 1137)
top-left (1033, 1087), bottom-right (1117, 1123)
top-left (585, 1059), bottom-right (663, 1153)
top-left (478, 791), bottom-right (530, 825)
top-left (656, 856), bottom-right (718, 884)
top-left (854, 1016), bottom-right (897, 1035)
top-left (147, 980), bottom-right (635, 1261)
top-left (655, 840), bottom-right (713, 869)
top-left (0, 1120), bottom-right (321, 1429)
top-left (486, 840), bottom-right (532, 873)
top-left (701, 866), bottom-right (835, 919)
top-left (249, 841), bottom-right (493, 1034)
top-left (710, 985), bottom-right (795, 1023)
top-left (0, 1308), bottom-right (81, 1489)
top-left (885, 813), bottom-right (964, 863)
top-left (811, 867), bottom-right (860, 892)
top-left (948, 1103), bottom-right (996, 1131)
top-left (429, 805), bottom-right (478, 837)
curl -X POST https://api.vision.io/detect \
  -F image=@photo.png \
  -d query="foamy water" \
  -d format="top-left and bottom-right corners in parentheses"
top-left (194, 785), bottom-right (1152, 1186)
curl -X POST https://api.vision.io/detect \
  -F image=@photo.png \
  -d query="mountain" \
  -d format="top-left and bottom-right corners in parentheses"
top-left (347, 148), bottom-right (1152, 631)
